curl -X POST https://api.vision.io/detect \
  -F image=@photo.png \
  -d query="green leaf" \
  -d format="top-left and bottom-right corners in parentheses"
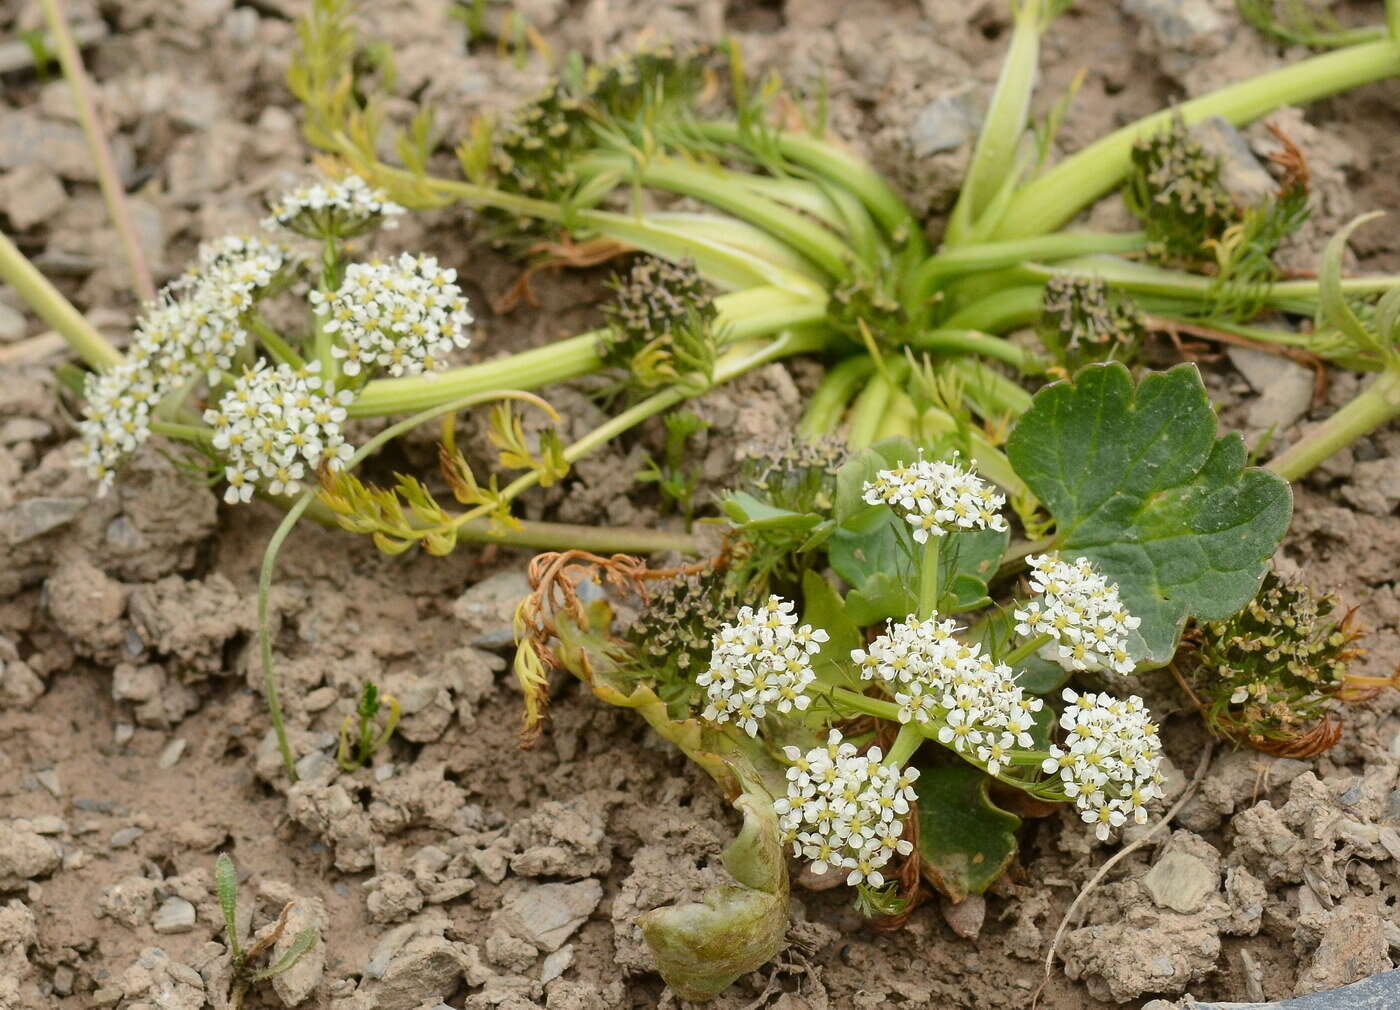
top-left (214, 853), bottom-right (240, 957)
top-left (720, 491), bottom-right (823, 533)
top-left (638, 781), bottom-right (789, 1002)
top-left (1006, 362), bottom-right (1291, 665)
top-left (800, 570), bottom-right (861, 689)
top-left (1318, 212), bottom-right (1385, 355)
top-left (916, 764), bottom-right (1021, 901)
top-left (833, 436), bottom-right (919, 523)
top-left (251, 928), bottom-right (317, 981)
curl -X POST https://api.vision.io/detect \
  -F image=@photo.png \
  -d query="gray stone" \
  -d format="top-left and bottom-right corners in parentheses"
top-left (452, 570), bottom-right (532, 647)
top-left (1294, 897), bottom-right (1392, 996)
top-left (940, 893), bottom-right (985, 939)
top-left (158, 738), bottom-right (187, 769)
top-left (152, 896), bottom-right (197, 934)
top-left (0, 165), bottom-right (67, 230)
top-left (1193, 117), bottom-right (1277, 207)
top-left (539, 944), bottom-right (573, 984)
top-left (110, 826), bottom-right (145, 849)
top-left (1143, 851), bottom-right (1218, 914)
top-left (1188, 968), bottom-right (1400, 1007)
top-left (34, 769), bottom-right (61, 797)
top-left (0, 497), bottom-right (88, 545)
top-left (270, 895), bottom-right (327, 1007)
top-left (908, 89), bottom-right (981, 156)
top-left (0, 110), bottom-right (116, 182)
top-left (1124, 0), bottom-right (1227, 49)
top-left (1227, 346), bottom-right (1314, 435)
top-left (497, 880), bottom-right (603, 952)
top-left (361, 933), bottom-right (470, 1010)
top-left (0, 418), bottom-right (52, 444)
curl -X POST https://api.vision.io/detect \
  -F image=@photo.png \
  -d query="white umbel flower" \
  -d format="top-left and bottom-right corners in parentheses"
top-left (861, 452), bottom-right (1008, 544)
top-left (1041, 688), bottom-right (1164, 841)
top-left (775, 730), bottom-right (918, 887)
top-left (696, 595), bottom-right (827, 737)
top-left (1013, 553), bottom-right (1140, 674)
top-left (852, 614), bottom-right (1043, 775)
top-left (264, 175), bottom-right (405, 239)
top-left (78, 236), bottom-right (290, 493)
top-left (310, 253), bottom-right (473, 377)
top-left (203, 360), bottom-right (355, 504)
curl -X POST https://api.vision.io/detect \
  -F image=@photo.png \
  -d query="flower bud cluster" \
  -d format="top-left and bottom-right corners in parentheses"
top-left (853, 615), bottom-right (1042, 775)
top-left (264, 175), bottom-right (405, 240)
top-left (775, 730), bottom-right (919, 887)
top-left (1041, 689), bottom-right (1165, 840)
top-left (861, 453), bottom-right (1008, 544)
top-left (1014, 553), bottom-right (1139, 674)
top-left (203, 361), bottom-right (355, 504)
top-left (310, 253), bottom-right (473, 377)
top-left (79, 237), bottom-right (290, 492)
top-left (695, 595), bottom-right (827, 737)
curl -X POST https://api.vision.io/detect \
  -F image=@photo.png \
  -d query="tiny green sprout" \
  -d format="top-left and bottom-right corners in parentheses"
top-left (1038, 276), bottom-right (1146, 374)
top-left (1178, 565), bottom-right (1383, 756)
top-left (600, 256), bottom-right (719, 394)
top-left (337, 681), bottom-right (401, 771)
top-left (637, 409), bottom-right (709, 520)
top-left (215, 853), bottom-right (318, 1010)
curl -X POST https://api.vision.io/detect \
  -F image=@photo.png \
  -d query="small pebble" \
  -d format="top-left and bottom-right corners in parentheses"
top-left (158, 738), bottom-right (187, 769)
top-left (52, 965), bottom-right (75, 996)
top-left (302, 686), bottom-right (339, 712)
top-left (374, 764), bottom-right (394, 782)
top-left (28, 816), bottom-right (66, 835)
top-left (109, 827), bottom-right (144, 849)
top-left (34, 768), bottom-right (62, 797)
top-left (152, 896), bottom-right (197, 934)
top-left (113, 723), bottom-right (135, 746)
top-left (89, 986), bottom-right (122, 1008)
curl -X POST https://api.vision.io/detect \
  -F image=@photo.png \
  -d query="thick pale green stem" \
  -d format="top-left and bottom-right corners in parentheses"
top-left (943, 286), bottom-right (1045, 333)
top-left (946, 0), bottom-right (1051, 243)
top-left (1003, 631), bottom-right (1055, 667)
top-left (351, 287), bottom-right (826, 417)
top-left (906, 328), bottom-right (1034, 371)
top-left (832, 686), bottom-right (902, 722)
top-left (1267, 368), bottom-right (1400, 480)
top-left (40, 0), bottom-right (156, 304)
top-left (998, 39), bottom-right (1400, 240)
top-left (908, 232), bottom-right (1147, 310)
top-left (883, 723), bottom-right (924, 768)
top-left (917, 537), bottom-right (941, 619)
top-left (0, 230), bottom-right (121, 369)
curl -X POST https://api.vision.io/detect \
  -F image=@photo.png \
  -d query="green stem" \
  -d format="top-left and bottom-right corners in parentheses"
top-left (258, 491), bottom-right (314, 782)
top-left (908, 232), bottom-right (1147, 310)
top-left (351, 287), bottom-right (825, 417)
top-left (946, 0), bottom-right (1051, 242)
top-left (884, 722), bottom-right (925, 768)
top-left (998, 39), bottom-right (1400, 240)
top-left (0, 230), bottom-right (121, 369)
top-left (943, 286), bottom-right (1045, 333)
top-left (917, 536), bottom-right (941, 619)
top-left (831, 686), bottom-right (902, 722)
top-left (798, 355), bottom-right (877, 437)
top-left (247, 315), bottom-right (304, 368)
top-left (40, 0), bottom-right (156, 304)
top-left (150, 420), bottom-right (213, 445)
top-left (906, 328), bottom-right (1035, 371)
top-left (580, 152), bottom-right (854, 280)
top-left (693, 120), bottom-right (920, 242)
top-left (1003, 632), bottom-right (1055, 667)
top-left (1266, 368), bottom-right (1400, 480)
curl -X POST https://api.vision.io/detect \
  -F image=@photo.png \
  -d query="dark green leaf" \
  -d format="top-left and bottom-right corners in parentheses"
top-left (916, 764), bottom-right (1021, 901)
top-left (1006, 363), bottom-right (1291, 665)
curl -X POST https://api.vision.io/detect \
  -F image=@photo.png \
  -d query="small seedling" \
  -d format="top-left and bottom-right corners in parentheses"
top-left (636, 409), bottom-right (709, 520)
top-left (337, 681), bottom-right (400, 771)
top-left (215, 853), bottom-right (317, 1010)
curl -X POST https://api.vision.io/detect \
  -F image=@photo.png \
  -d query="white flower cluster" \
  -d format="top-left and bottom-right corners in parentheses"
top-left (78, 238), bottom-right (290, 493)
top-left (264, 175), bottom-right (405, 239)
top-left (310, 253), bottom-right (474, 377)
top-left (1013, 553), bottom-right (1140, 674)
top-left (853, 615), bottom-right (1043, 775)
top-left (696, 596), bottom-right (827, 737)
top-left (1041, 689), bottom-right (1164, 840)
top-left (861, 453), bottom-right (1008, 544)
top-left (203, 361), bottom-right (355, 504)
top-left (775, 730), bottom-right (919, 887)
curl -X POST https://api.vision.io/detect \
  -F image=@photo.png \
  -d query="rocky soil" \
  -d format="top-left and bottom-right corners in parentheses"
top-left (2, 0), bottom-right (1400, 1008)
